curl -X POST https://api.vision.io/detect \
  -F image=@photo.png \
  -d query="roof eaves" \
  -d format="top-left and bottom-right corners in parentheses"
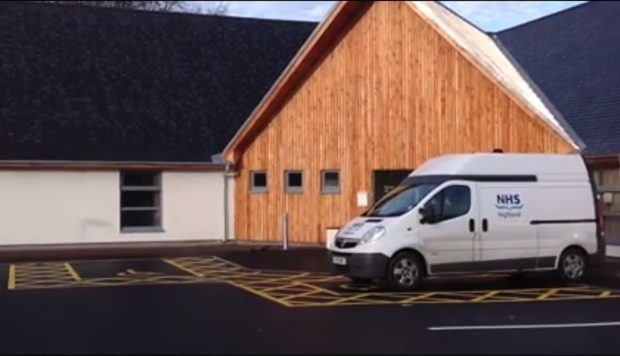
top-left (411, 1), bottom-right (581, 151)
top-left (0, 160), bottom-right (227, 171)
top-left (221, 1), bottom-right (354, 160)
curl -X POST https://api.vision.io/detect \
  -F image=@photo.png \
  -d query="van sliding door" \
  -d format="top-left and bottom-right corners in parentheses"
top-left (476, 185), bottom-right (537, 271)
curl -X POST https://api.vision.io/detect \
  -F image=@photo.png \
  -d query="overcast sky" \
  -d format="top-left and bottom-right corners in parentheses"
top-left (191, 1), bottom-right (586, 32)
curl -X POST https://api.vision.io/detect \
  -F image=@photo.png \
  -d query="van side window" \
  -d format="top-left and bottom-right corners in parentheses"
top-left (425, 185), bottom-right (471, 222)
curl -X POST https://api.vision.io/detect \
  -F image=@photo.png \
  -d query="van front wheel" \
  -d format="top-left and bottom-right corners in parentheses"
top-left (557, 248), bottom-right (587, 282)
top-left (388, 252), bottom-right (423, 291)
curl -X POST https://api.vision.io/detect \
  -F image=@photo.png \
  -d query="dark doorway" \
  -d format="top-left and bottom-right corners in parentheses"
top-left (372, 170), bottom-right (413, 204)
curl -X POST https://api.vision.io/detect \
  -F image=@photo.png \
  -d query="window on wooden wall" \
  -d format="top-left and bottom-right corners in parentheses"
top-left (321, 170), bottom-right (340, 194)
top-left (120, 170), bottom-right (162, 232)
top-left (250, 171), bottom-right (267, 193)
top-left (285, 170), bottom-right (303, 194)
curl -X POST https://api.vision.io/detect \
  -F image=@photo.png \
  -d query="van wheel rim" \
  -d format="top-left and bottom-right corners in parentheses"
top-left (393, 258), bottom-right (418, 286)
top-left (563, 254), bottom-right (585, 279)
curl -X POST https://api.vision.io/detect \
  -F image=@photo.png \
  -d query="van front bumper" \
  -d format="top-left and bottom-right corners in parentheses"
top-left (328, 251), bottom-right (389, 280)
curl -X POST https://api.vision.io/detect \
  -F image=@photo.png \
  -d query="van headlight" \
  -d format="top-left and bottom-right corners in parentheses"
top-left (360, 226), bottom-right (386, 245)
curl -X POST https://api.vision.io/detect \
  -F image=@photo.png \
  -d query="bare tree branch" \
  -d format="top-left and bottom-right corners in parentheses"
top-left (204, 1), bottom-right (228, 15)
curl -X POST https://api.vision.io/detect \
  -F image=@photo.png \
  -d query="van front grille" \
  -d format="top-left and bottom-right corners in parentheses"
top-left (335, 238), bottom-right (358, 249)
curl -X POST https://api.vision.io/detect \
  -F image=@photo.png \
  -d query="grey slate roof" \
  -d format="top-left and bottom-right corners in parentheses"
top-left (497, 1), bottom-right (620, 156)
top-left (0, 1), bottom-right (316, 162)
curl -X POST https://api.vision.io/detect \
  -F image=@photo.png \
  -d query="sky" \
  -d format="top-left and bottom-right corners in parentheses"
top-left (191, 1), bottom-right (587, 32)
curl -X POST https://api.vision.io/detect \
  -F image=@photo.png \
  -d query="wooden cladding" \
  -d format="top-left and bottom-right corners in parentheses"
top-left (234, 1), bottom-right (573, 244)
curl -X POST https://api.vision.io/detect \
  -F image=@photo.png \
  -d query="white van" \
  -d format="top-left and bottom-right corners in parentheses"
top-left (327, 153), bottom-right (606, 290)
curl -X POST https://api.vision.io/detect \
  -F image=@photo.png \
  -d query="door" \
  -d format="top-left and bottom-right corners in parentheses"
top-left (476, 185), bottom-right (537, 270)
top-left (373, 170), bottom-right (412, 203)
top-left (419, 182), bottom-right (479, 273)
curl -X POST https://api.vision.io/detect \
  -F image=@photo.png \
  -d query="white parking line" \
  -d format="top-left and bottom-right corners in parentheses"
top-left (429, 321), bottom-right (620, 331)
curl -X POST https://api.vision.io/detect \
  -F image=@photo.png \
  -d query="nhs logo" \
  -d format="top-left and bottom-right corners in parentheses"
top-left (495, 194), bottom-right (523, 218)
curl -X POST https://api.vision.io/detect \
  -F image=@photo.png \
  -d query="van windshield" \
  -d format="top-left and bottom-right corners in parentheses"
top-left (364, 183), bottom-right (438, 217)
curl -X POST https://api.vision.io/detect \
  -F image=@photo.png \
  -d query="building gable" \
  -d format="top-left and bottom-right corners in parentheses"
top-left (231, 1), bottom-right (578, 243)
top-left (224, 0), bottom-right (580, 164)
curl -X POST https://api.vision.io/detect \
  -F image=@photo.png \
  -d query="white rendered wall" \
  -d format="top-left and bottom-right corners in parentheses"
top-left (0, 170), bottom-right (226, 245)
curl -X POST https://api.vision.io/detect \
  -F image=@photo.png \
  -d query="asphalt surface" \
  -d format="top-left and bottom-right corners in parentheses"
top-left (1, 247), bottom-right (620, 354)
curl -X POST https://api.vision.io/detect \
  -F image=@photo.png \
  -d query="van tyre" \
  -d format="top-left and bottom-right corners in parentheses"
top-left (388, 251), bottom-right (423, 291)
top-left (557, 248), bottom-right (587, 282)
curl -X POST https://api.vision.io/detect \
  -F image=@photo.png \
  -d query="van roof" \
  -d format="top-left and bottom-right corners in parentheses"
top-left (411, 153), bottom-right (587, 179)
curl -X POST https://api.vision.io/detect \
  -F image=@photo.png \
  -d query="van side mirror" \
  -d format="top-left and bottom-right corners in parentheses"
top-left (419, 205), bottom-right (438, 224)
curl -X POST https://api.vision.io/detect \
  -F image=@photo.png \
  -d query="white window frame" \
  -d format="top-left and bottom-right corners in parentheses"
top-left (120, 170), bottom-right (163, 233)
top-left (321, 170), bottom-right (341, 194)
top-left (250, 171), bottom-right (268, 193)
top-left (285, 170), bottom-right (303, 194)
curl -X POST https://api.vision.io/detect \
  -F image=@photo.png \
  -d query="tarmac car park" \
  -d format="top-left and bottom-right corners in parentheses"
top-left (1, 246), bottom-right (620, 354)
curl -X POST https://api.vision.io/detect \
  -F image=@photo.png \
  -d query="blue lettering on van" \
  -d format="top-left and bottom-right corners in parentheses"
top-left (495, 194), bottom-right (523, 218)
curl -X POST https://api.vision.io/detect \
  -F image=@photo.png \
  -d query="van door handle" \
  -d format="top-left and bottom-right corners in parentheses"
top-left (469, 219), bottom-right (475, 232)
top-left (482, 218), bottom-right (488, 232)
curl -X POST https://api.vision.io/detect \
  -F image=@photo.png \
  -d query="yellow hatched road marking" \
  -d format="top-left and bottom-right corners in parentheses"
top-left (537, 288), bottom-right (560, 300)
top-left (258, 283), bottom-right (309, 294)
top-left (244, 273), bottom-right (310, 285)
top-left (292, 281), bottom-right (341, 296)
top-left (279, 290), bottom-right (322, 301)
top-left (64, 263), bottom-right (82, 282)
top-left (326, 293), bottom-right (372, 305)
top-left (400, 292), bottom-right (437, 304)
top-left (162, 259), bottom-right (205, 278)
top-left (227, 281), bottom-right (292, 307)
top-left (471, 290), bottom-right (500, 302)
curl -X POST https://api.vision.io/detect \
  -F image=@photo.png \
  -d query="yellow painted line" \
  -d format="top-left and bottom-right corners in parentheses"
top-left (211, 256), bottom-right (249, 270)
top-left (279, 290), bottom-right (321, 301)
top-left (163, 259), bottom-right (205, 278)
top-left (7, 264), bottom-right (16, 290)
top-left (434, 291), bottom-right (483, 299)
top-left (244, 273), bottom-right (310, 285)
top-left (537, 288), bottom-right (559, 300)
top-left (64, 263), bottom-right (82, 282)
top-left (471, 290), bottom-right (500, 302)
top-left (258, 282), bottom-right (311, 294)
top-left (293, 281), bottom-right (341, 296)
top-left (326, 293), bottom-right (371, 305)
top-left (600, 291), bottom-right (611, 298)
top-left (481, 294), bottom-right (531, 301)
top-left (400, 292), bottom-right (437, 304)
top-left (227, 281), bottom-right (292, 307)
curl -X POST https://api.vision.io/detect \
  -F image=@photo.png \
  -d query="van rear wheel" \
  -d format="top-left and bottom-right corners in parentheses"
top-left (557, 248), bottom-right (587, 282)
top-left (387, 252), bottom-right (423, 291)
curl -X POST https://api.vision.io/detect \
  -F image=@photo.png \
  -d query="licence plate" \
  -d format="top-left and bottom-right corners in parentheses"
top-left (332, 256), bottom-right (347, 265)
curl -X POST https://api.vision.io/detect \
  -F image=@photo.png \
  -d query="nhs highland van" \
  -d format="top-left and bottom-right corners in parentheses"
top-left (327, 153), bottom-right (605, 290)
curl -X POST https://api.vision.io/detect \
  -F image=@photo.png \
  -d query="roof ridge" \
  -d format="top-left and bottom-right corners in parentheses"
top-left (430, 1), bottom-right (489, 34)
top-left (13, 1), bottom-right (319, 25)
top-left (494, 1), bottom-right (592, 35)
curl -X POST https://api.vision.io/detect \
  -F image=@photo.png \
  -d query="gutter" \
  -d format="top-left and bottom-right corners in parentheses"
top-left (223, 162), bottom-right (232, 242)
top-left (213, 154), bottom-right (236, 242)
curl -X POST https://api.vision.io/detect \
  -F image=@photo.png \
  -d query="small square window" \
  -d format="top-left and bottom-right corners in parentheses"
top-left (250, 171), bottom-right (267, 193)
top-left (322, 170), bottom-right (340, 194)
top-left (285, 170), bottom-right (303, 194)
